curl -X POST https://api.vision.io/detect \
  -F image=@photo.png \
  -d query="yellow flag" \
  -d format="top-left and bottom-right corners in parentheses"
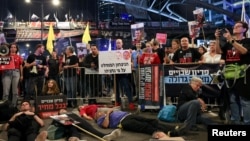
top-left (82, 22), bottom-right (91, 44)
top-left (46, 24), bottom-right (55, 54)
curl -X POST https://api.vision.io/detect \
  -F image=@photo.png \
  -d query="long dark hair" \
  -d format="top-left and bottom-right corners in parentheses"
top-left (9, 42), bottom-right (19, 53)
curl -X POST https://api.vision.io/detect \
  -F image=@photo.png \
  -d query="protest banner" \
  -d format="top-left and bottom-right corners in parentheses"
top-left (0, 56), bottom-right (15, 70)
top-left (164, 63), bottom-right (223, 101)
top-left (156, 33), bottom-right (167, 45)
top-left (98, 50), bottom-right (131, 74)
top-left (138, 65), bottom-right (163, 110)
top-left (131, 23), bottom-right (144, 45)
top-left (76, 42), bottom-right (87, 58)
top-left (36, 95), bottom-right (67, 118)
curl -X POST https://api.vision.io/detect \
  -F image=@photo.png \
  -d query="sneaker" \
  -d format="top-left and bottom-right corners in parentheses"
top-left (102, 129), bottom-right (121, 141)
top-left (129, 103), bottom-right (135, 110)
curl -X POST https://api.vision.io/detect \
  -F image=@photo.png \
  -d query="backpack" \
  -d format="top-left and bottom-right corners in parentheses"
top-left (157, 105), bottom-right (177, 122)
top-left (47, 121), bottom-right (66, 140)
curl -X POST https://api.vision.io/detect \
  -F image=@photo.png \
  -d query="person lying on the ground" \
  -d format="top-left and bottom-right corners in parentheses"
top-left (51, 109), bottom-right (121, 141)
top-left (95, 109), bottom-right (181, 137)
top-left (78, 104), bottom-right (120, 120)
top-left (151, 131), bottom-right (185, 141)
top-left (3, 100), bottom-right (46, 141)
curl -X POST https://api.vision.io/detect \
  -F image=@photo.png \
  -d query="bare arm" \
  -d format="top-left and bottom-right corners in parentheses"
top-left (215, 29), bottom-right (222, 54)
top-left (82, 113), bottom-right (93, 121)
top-left (19, 64), bottom-right (23, 81)
top-left (101, 110), bottom-right (113, 128)
top-left (223, 29), bottom-right (248, 54)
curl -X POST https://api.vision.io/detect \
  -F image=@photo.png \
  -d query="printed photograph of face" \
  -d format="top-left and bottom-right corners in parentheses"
top-left (116, 51), bottom-right (122, 60)
top-left (132, 28), bottom-right (144, 42)
top-left (123, 50), bottom-right (131, 60)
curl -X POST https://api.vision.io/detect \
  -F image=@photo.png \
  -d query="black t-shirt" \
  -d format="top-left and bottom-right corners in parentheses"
top-left (152, 48), bottom-right (165, 64)
top-left (83, 53), bottom-right (98, 70)
top-left (63, 55), bottom-right (79, 77)
top-left (172, 48), bottom-right (201, 63)
top-left (177, 84), bottom-right (199, 109)
top-left (221, 38), bottom-right (250, 99)
top-left (26, 54), bottom-right (46, 77)
top-left (47, 58), bottom-right (60, 76)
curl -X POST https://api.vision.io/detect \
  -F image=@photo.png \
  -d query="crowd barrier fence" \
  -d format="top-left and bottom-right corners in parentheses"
top-left (60, 63), bottom-right (224, 110)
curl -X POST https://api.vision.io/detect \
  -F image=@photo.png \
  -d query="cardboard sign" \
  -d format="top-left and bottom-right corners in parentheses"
top-left (0, 56), bottom-right (15, 70)
top-left (36, 95), bottom-right (67, 113)
top-left (156, 33), bottom-right (167, 45)
top-left (99, 50), bottom-right (132, 74)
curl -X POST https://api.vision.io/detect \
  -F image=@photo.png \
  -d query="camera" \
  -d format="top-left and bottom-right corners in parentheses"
top-left (0, 44), bottom-right (9, 56)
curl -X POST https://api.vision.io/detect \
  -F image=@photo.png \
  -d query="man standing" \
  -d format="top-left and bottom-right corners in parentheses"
top-left (24, 44), bottom-right (47, 100)
top-left (115, 39), bottom-right (135, 110)
top-left (62, 46), bottom-right (79, 108)
top-left (83, 43), bottom-right (102, 99)
top-left (170, 37), bottom-right (202, 64)
top-left (215, 21), bottom-right (250, 125)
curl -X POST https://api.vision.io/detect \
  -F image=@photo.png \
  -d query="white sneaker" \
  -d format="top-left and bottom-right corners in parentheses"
top-left (102, 129), bottom-right (121, 141)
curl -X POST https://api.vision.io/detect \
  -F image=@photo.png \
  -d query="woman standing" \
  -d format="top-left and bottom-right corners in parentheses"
top-left (201, 40), bottom-right (225, 64)
top-left (2, 43), bottom-right (23, 107)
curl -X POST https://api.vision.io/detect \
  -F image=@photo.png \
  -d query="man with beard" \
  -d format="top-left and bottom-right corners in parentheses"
top-left (24, 44), bottom-right (47, 100)
top-left (170, 37), bottom-right (202, 64)
top-left (83, 43), bottom-right (102, 99)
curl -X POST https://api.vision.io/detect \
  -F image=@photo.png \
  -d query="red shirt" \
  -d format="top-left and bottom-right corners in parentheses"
top-left (139, 53), bottom-right (161, 65)
top-left (79, 104), bottom-right (99, 119)
top-left (11, 54), bottom-right (23, 69)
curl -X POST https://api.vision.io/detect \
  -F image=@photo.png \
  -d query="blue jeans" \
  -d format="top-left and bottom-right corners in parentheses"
top-left (177, 100), bottom-right (201, 130)
top-left (2, 69), bottom-right (20, 106)
top-left (177, 99), bottom-right (217, 130)
top-left (230, 91), bottom-right (250, 125)
top-left (64, 76), bottom-right (77, 105)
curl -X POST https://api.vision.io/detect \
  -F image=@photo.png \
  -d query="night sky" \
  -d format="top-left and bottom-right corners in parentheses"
top-left (0, 0), bottom-right (97, 21)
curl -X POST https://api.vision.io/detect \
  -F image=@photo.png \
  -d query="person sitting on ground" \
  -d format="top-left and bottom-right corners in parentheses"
top-left (3, 100), bottom-right (47, 141)
top-left (50, 109), bottom-right (121, 141)
top-left (42, 79), bottom-right (60, 95)
top-left (176, 76), bottom-right (219, 135)
top-left (78, 104), bottom-right (120, 120)
top-left (95, 109), bottom-right (181, 137)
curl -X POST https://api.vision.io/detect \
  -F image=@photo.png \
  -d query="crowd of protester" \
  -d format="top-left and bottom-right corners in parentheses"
top-left (0, 20), bottom-right (250, 140)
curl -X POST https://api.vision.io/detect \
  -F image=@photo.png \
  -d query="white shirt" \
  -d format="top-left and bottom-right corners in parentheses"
top-left (202, 52), bottom-right (221, 63)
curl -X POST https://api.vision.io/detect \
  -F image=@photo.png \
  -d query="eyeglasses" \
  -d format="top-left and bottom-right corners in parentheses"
top-left (233, 25), bottom-right (243, 29)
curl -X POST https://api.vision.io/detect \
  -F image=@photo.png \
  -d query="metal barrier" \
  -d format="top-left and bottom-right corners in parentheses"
top-left (61, 67), bottom-right (114, 105)
top-left (60, 63), bottom-right (223, 108)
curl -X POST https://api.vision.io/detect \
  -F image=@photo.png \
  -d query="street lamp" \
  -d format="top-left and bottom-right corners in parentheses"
top-left (25, 0), bottom-right (60, 44)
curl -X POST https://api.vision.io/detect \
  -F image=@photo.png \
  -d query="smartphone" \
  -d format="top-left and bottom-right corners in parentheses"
top-left (220, 28), bottom-right (227, 35)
